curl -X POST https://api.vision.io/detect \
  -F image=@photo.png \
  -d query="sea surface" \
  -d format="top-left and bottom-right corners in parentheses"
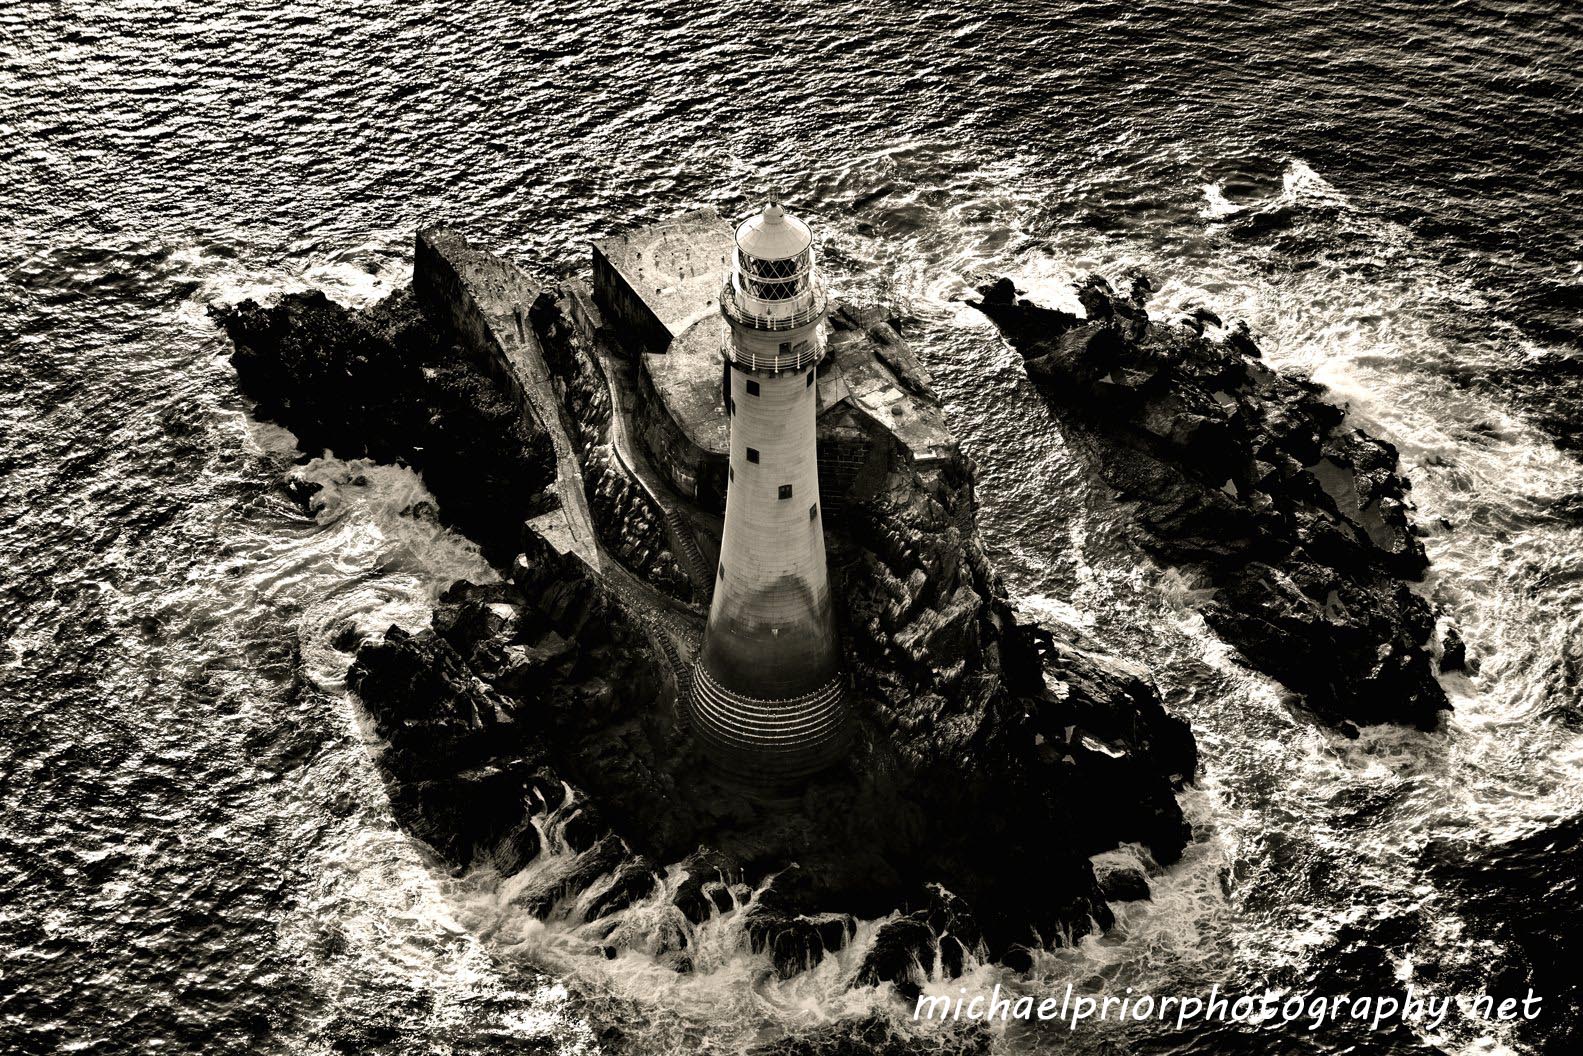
top-left (3, 2), bottom-right (1581, 1054)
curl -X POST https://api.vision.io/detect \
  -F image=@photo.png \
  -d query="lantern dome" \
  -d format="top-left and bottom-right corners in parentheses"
top-left (734, 202), bottom-right (812, 261)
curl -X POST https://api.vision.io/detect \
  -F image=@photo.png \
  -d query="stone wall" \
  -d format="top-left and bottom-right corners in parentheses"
top-left (592, 245), bottom-right (672, 356)
top-left (636, 358), bottom-right (727, 509)
top-left (414, 226), bottom-right (539, 420)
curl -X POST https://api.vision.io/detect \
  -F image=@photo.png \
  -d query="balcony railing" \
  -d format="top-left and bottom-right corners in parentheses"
top-left (724, 339), bottom-right (822, 373)
top-left (719, 280), bottom-right (826, 333)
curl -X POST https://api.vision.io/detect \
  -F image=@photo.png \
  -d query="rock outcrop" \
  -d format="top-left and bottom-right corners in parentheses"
top-left (818, 397), bottom-right (1194, 952)
top-left (1427, 813), bottom-right (1583, 1054)
top-left (212, 289), bottom-right (556, 561)
top-left (970, 276), bottom-right (1449, 729)
top-left (216, 231), bottom-right (1200, 1006)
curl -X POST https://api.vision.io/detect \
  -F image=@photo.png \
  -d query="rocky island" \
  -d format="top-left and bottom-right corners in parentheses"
top-left (970, 275), bottom-right (1453, 731)
top-left (214, 213), bottom-right (1196, 1020)
top-left (212, 209), bottom-right (1456, 1051)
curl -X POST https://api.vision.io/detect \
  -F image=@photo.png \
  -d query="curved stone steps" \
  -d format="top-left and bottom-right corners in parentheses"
top-left (691, 689), bottom-right (846, 744)
top-left (691, 667), bottom-right (845, 734)
top-left (687, 665), bottom-right (851, 780)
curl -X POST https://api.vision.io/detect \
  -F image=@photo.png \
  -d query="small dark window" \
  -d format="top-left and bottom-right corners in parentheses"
top-left (729, 466), bottom-right (734, 482)
top-left (718, 562), bottom-right (725, 579)
top-left (806, 370), bottom-right (815, 387)
top-left (809, 503), bottom-right (818, 521)
top-left (778, 341), bottom-right (791, 356)
top-left (779, 484), bottom-right (793, 500)
top-left (746, 448), bottom-right (759, 464)
top-left (745, 379), bottom-right (760, 397)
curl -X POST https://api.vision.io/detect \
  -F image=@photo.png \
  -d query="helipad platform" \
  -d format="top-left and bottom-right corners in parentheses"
top-left (593, 208), bottom-right (733, 354)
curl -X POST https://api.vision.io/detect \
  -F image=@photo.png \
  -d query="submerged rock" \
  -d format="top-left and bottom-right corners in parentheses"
top-left (971, 276), bottom-right (1449, 729)
top-left (1427, 813), bottom-right (1583, 1054)
top-left (1478, 348), bottom-right (1583, 452)
top-left (1439, 622), bottom-right (1470, 674)
top-left (1091, 852), bottom-right (1151, 903)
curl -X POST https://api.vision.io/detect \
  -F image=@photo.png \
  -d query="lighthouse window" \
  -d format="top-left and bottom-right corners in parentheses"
top-left (778, 341), bottom-right (791, 357)
top-left (809, 503), bottom-right (818, 521)
top-left (718, 562), bottom-right (725, 580)
top-left (745, 379), bottom-right (759, 397)
top-left (746, 447), bottom-right (759, 463)
top-left (740, 250), bottom-right (809, 301)
top-left (729, 466), bottom-right (734, 482)
top-left (806, 370), bottom-right (814, 387)
top-left (779, 484), bottom-right (793, 500)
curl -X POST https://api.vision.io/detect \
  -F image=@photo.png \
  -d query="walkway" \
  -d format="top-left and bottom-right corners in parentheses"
top-left (567, 282), bottom-right (716, 602)
top-left (415, 227), bottom-right (702, 689)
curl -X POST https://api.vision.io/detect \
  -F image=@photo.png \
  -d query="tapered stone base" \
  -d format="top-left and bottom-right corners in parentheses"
top-left (688, 663), bottom-right (851, 784)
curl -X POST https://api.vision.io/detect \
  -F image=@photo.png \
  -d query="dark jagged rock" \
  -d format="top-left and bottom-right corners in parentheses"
top-left (971, 275), bottom-right (1449, 729)
top-left (1440, 623), bottom-right (1469, 674)
top-left (494, 818), bottom-right (541, 876)
top-left (1000, 946), bottom-right (1035, 974)
top-left (345, 624), bottom-right (541, 870)
top-left (210, 288), bottom-right (556, 561)
top-left (743, 904), bottom-right (858, 979)
top-left (223, 234), bottom-right (1202, 992)
top-left (1092, 854), bottom-right (1151, 903)
top-left (855, 886), bottom-right (988, 995)
top-left (821, 408), bottom-right (1195, 957)
top-left (855, 917), bottom-right (937, 998)
top-left (582, 857), bottom-right (659, 921)
top-left (669, 849), bottom-right (743, 924)
top-left (1427, 814), bottom-right (1583, 1054)
top-left (920, 885), bottom-right (984, 977)
top-left (515, 834), bottom-right (630, 920)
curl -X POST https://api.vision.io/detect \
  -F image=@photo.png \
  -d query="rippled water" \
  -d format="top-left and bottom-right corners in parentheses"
top-left (4, 2), bottom-right (1580, 1054)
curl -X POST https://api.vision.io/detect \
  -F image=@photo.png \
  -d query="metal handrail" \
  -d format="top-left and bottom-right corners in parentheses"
top-left (719, 280), bottom-right (825, 333)
top-left (724, 342), bottom-right (822, 372)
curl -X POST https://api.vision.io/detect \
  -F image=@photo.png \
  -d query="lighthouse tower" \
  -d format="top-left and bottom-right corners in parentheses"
top-left (689, 203), bottom-right (850, 782)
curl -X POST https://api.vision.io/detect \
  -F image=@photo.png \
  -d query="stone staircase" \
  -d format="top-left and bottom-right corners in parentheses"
top-left (663, 507), bottom-right (714, 603)
top-left (688, 664), bottom-right (850, 782)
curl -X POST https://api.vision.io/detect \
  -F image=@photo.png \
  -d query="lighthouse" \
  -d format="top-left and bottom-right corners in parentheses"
top-left (688, 203), bottom-right (851, 782)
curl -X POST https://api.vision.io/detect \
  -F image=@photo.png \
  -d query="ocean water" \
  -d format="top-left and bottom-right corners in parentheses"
top-left (3, 2), bottom-right (1580, 1054)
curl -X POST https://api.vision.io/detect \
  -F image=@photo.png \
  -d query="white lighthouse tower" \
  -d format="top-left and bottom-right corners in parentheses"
top-left (688, 202), bottom-right (850, 782)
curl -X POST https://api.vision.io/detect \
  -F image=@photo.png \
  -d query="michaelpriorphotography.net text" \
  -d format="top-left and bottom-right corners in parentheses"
top-left (915, 983), bottom-right (1545, 1033)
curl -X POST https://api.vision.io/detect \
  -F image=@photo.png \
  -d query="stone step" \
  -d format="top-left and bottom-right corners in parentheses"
top-left (663, 508), bottom-right (713, 600)
top-left (690, 690), bottom-right (846, 741)
top-left (690, 666), bottom-right (844, 720)
top-left (689, 667), bottom-right (848, 744)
